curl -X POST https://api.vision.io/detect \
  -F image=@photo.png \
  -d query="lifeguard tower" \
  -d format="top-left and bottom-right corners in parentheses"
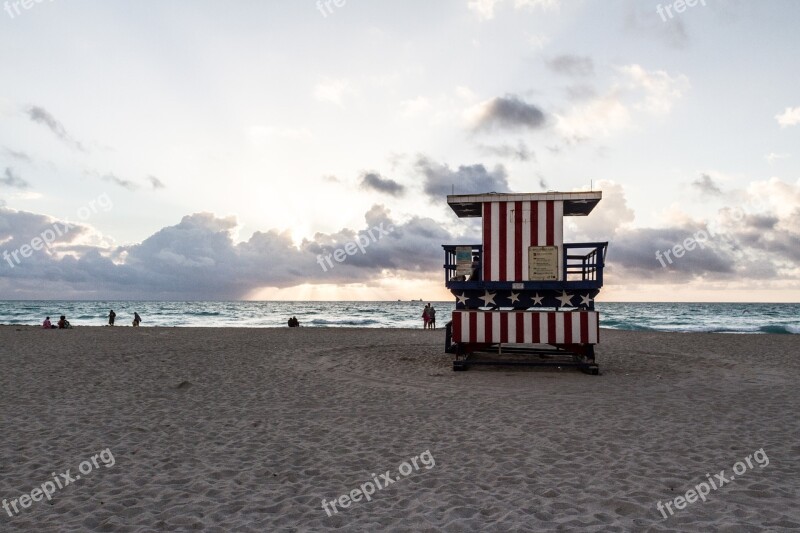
top-left (442, 191), bottom-right (608, 373)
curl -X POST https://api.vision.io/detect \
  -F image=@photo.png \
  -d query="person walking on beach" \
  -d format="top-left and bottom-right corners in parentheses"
top-left (428, 304), bottom-right (436, 329)
top-left (133, 312), bottom-right (142, 327)
top-left (422, 304), bottom-right (430, 329)
top-left (108, 309), bottom-right (116, 326)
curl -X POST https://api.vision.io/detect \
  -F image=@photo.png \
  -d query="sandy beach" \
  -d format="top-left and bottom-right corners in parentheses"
top-left (1, 325), bottom-right (799, 532)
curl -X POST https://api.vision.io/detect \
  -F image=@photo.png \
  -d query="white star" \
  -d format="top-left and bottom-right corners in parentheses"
top-left (480, 290), bottom-right (497, 307)
top-left (456, 293), bottom-right (468, 305)
top-left (556, 291), bottom-right (573, 307)
top-left (531, 293), bottom-right (544, 306)
top-left (509, 292), bottom-right (520, 304)
top-left (580, 294), bottom-right (593, 307)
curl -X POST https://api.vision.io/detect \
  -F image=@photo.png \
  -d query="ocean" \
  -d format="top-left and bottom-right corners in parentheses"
top-left (0, 301), bottom-right (798, 334)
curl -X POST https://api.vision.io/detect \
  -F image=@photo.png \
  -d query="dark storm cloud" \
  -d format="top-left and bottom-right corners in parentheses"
top-left (608, 226), bottom-right (735, 280)
top-left (546, 55), bottom-right (594, 77)
top-left (417, 157), bottom-right (511, 199)
top-left (0, 205), bottom-right (461, 299)
top-left (360, 172), bottom-right (405, 196)
top-left (473, 95), bottom-right (547, 131)
top-left (26, 106), bottom-right (85, 151)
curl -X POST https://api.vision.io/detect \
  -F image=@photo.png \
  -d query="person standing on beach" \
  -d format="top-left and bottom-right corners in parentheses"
top-left (422, 304), bottom-right (430, 329)
top-left (428, 304), bottom-right (436, 329)
top-left (108, 309), bottom-right (116, 326)
top-left (133, 312), bottom-right (142, 327)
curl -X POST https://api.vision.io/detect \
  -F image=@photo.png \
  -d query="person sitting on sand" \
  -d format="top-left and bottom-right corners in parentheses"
top-left (42, 316), bottom-right (54, 329)
top-left (133, 312), bottom-right (142, 327)
top-left (108, 309), bottom-right (116, 326)
top-left (288, 316), bottom-right (299, 327)
top-left (57, 315), bottom-right (72, 329)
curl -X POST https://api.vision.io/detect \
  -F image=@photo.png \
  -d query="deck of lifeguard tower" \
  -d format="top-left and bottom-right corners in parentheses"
top-left (442, 192), bottom-right (607, 309)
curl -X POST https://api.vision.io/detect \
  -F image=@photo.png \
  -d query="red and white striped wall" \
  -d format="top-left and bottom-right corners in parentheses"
top-left (482, 200), bottom-right (564, 282)
top-left (452, 310), bottom-right (599, 344)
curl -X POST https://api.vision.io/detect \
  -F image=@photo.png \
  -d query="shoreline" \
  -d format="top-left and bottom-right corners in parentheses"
top-left (2, 324), bottom-right (798, 336)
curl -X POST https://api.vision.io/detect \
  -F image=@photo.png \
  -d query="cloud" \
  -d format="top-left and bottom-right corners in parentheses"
top-left (148, 175), bottom-right (166, 190)
top-left (766, 153), bottom-right (790, 165)
top-left (567, 179), bottom-right (800, 285)
top-left (314, 78), bottom-right (354, 107)
top-left (102, 174), bottom-right (138, 191)
top-left (416, 156), bottom-right (511, 199)
top-left (2, 148), bottom-right (32, 163)
top-left (618, 64), bottom-right (690, 115)
top-left (555, 93), bottom-right (631, 142)
top-left (399, 96), bottom-right (432, 118)
top-left (477, 141), bottom-right (534, 162)
top-left (692, 174), bottom-right (722, 196)
top-left (467, 95), bottom-right (547, 131)
top-left (2, 178), bottom-right (799, 299)
top-left (360, 172), bottom-right (405, 197)
top-left (546, 55), bottom-right (594, 77)
top-left (468, 0), bottom-right (502, 19)
top-left (468, 0), bottom-right (559, 20)
top-left (0, 206), bottom-right (459, 299)
top-left (1, 168), bottom-right (29, 189)
top-left (25, 106), bottom-right (85, 151)
top-left (623, 3), bottom-right (689, 48)
top-left (775, 106), bottom-right (800, 128)
top-left (555, 64), bottom-right (688, 141)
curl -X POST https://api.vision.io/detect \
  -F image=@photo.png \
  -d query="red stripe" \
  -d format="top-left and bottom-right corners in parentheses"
top-left (580, 311), bottom-right (589, 343)
top-left (564, 312), bottom-right (573, 344)
top-left (530, 201), bottom-right (538, 247)
top-left (453, 311), bottom-right (461, 340)
top-left (484, 312), bottom-right (493, 343)
top-left (548, 312), bottom-right (557, 343)
top-left (546, 201), bottom-right (554, 246)
top-left (515, 313), bottom-right (524, 343)
top-left (482, 203), bottom-right (491, 281)
top-left (514, 201), bottom-right (523, 281)
top-left (500, 312), bottom-right (508, 343)
top-left (498, 202), bottom-right (507, 281)
top-left (532, 311), bottom-right (540, 343)
top-left (469, 311), bottom-right (477, 343)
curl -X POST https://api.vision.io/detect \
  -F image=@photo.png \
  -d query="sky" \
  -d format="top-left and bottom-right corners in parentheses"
top-left (0, 0), bottom-right (798, 302)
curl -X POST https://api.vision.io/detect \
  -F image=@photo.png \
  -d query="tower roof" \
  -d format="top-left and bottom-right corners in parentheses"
top-left (446, 191), bottom-right (602, 218)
